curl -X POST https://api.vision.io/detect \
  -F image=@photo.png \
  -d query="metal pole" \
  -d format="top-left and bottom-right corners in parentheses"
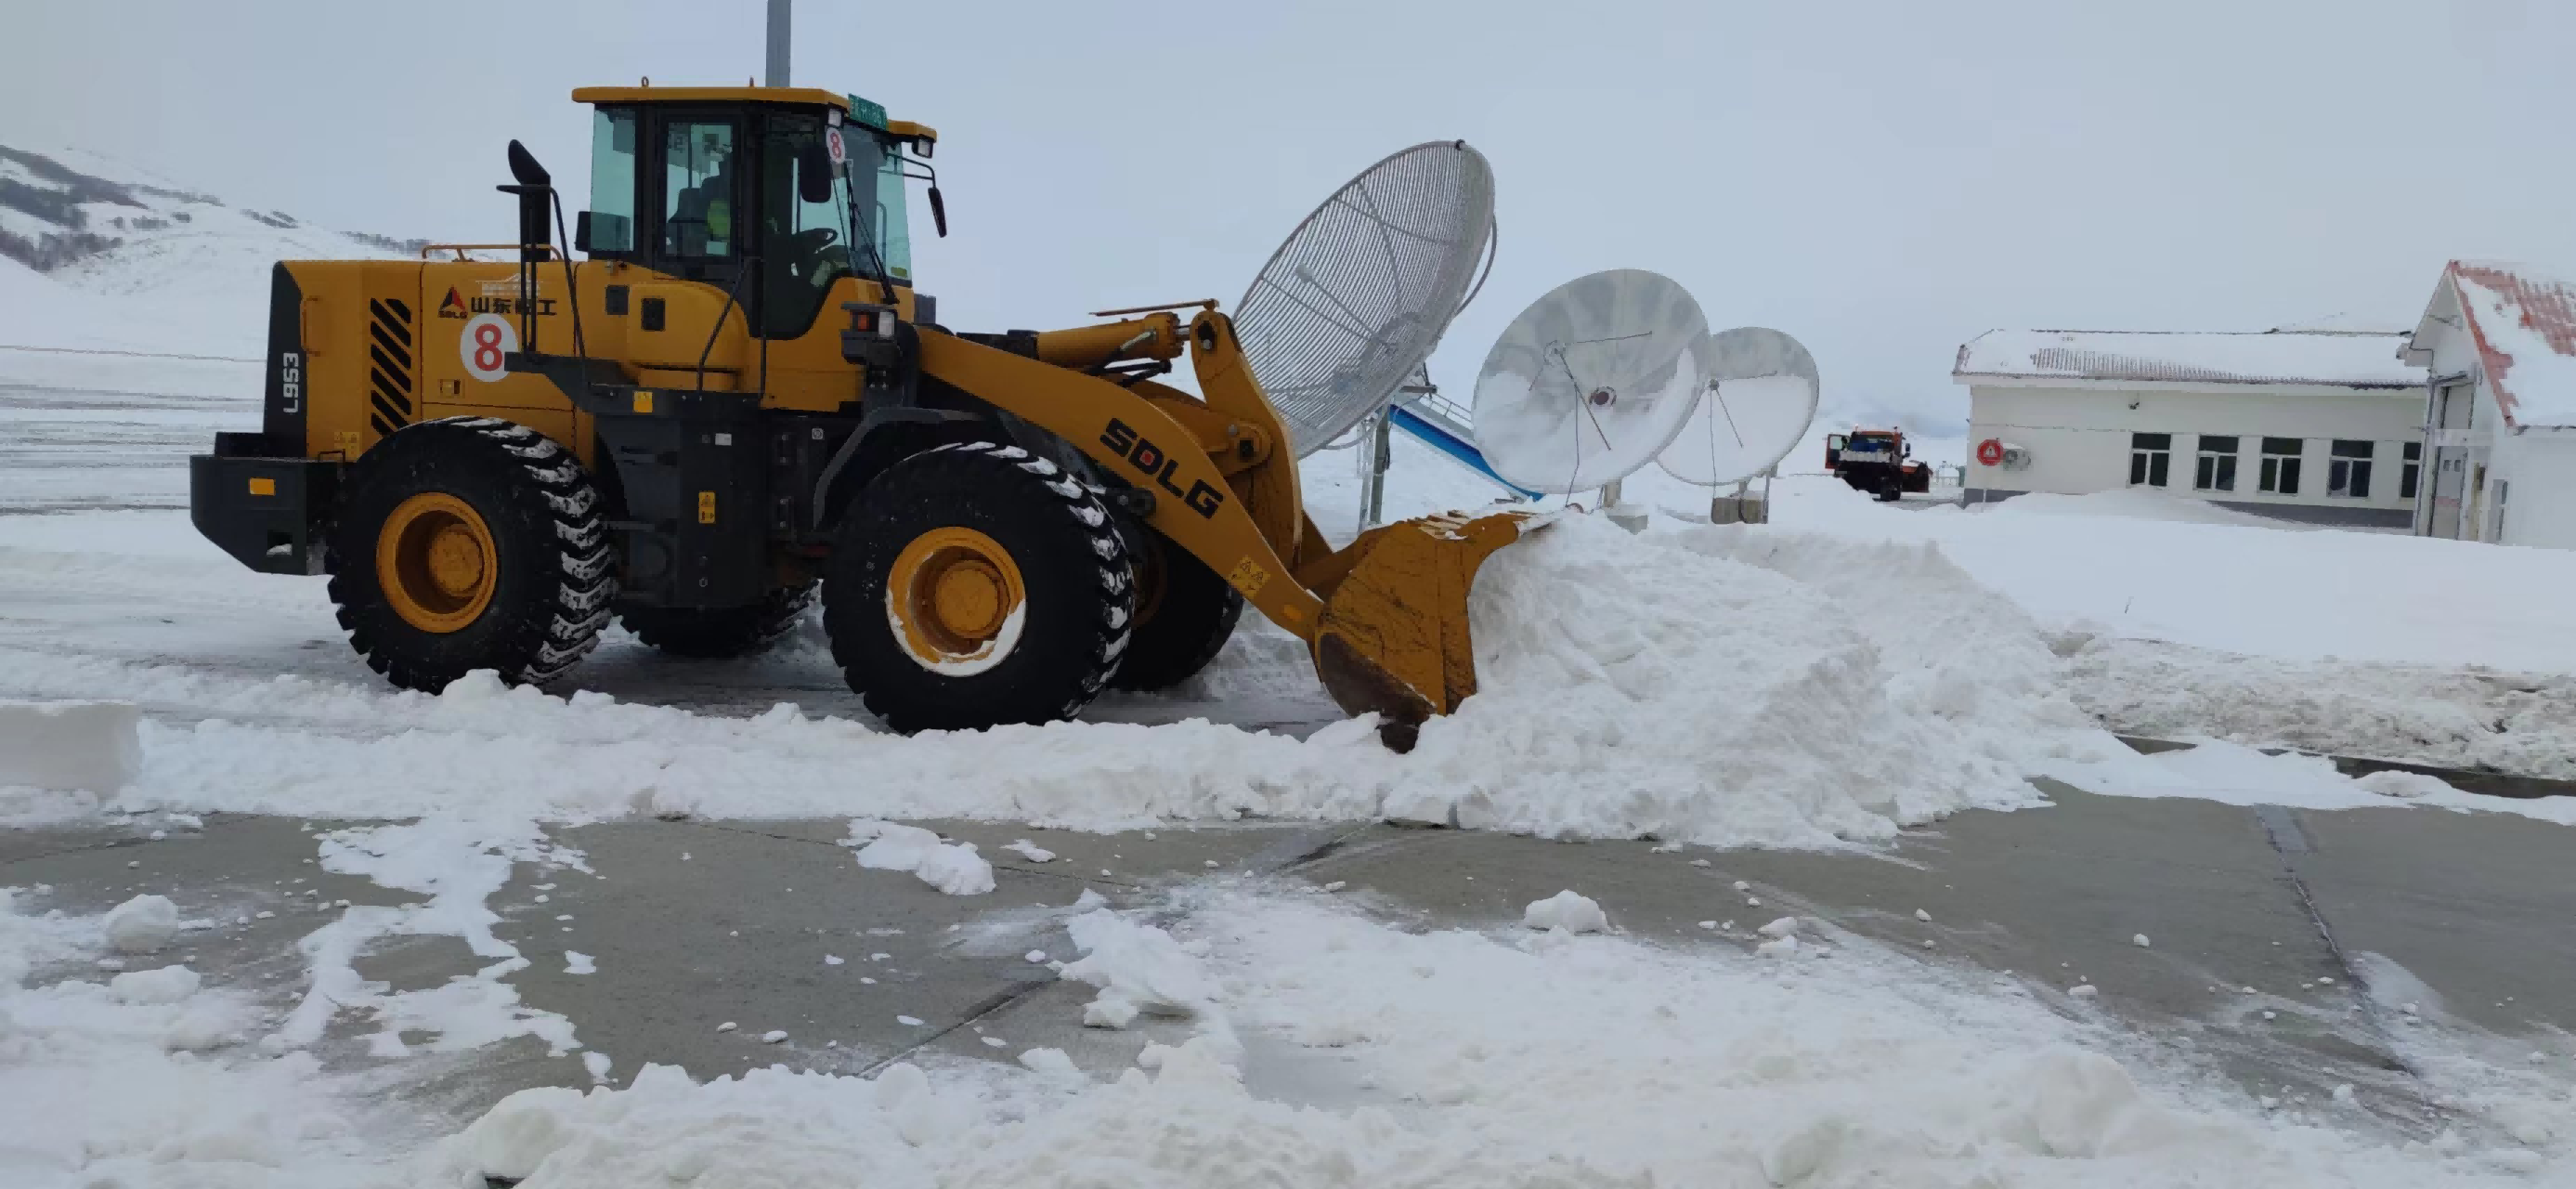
top-left (1358, 410), bottom-right (1392, 532)
top-left (765, 0), bottom-right (791, 86)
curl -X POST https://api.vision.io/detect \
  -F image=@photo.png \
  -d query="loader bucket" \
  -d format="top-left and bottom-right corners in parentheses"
top-left (1310, 508), bottom-right (1555, 752)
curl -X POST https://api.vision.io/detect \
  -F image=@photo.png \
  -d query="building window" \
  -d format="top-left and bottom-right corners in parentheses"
top-left (2258, 437), bottom-right (2302, 495)
top-left (2128, 432), bottom-right (2172, 488)
top-left (2400, 441), bottom-right (2421, 500)
top-left (2193, 435), bottom-right (2239, 492)
top-left (2327, 440), bottom-right (2374, 499)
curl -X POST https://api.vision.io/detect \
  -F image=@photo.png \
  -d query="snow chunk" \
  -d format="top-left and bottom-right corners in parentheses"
top-left (108, 962), bottom-right (202, 1004)
top-left (1017, 1047), bottom-right (1083, 1085)
top-left (1060, 908), bottom-right (1220, 1026)
top-left (1520, 890), bottom-right (1607, 934)
top-left (1756, 935), bottom-right (1800, 959)
top-left (843, 821), bottom-right (995, 896)
top-left (1001, 840), bottom-right (1055, 863)
top-left (102, 894), bottom-right (180, 953)
top-left (564, 951), bottom-right (595, 975)
top-left (761, 1029), bottom-right (788, 1044)
top-left (2131, 934), bottom-right (2151, 948)
top-left (2355, 770), bottom-right (2452, 799)
top-left (1757, 916), bottom-right (1801, 939)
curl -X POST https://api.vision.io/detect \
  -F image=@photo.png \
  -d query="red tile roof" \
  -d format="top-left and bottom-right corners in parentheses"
top-left (2448, 261), bottom-right (2576, 429)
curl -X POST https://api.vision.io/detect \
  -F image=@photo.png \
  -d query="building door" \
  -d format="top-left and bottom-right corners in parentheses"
top-left (2465, 464), bottom-right (2487, 542)
top-left (2427, 383), bottom-right (2470, 539)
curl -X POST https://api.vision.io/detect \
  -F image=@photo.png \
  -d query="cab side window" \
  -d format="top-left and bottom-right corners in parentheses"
top-left (663, 121), bottom-right (739, 261)
top-left (583, 108), bottom-right (639, 255)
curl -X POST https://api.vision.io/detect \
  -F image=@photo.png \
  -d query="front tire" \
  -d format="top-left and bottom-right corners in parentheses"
top-left (326, 417), bottom-right (615, 692)
top-left (823, 442), bottom-right (1134, 732)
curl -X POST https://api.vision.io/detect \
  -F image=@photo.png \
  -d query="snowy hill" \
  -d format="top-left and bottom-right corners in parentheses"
top-left (0, 142), bottom-right (420, 356)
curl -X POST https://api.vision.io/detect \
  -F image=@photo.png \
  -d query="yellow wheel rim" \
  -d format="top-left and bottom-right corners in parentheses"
top-left (1130, 541), bottom-right (1167, 627)
top-left (376, 492), bottom-right (498, 634)
top-left (888, 527), bottom-right (1025, 668)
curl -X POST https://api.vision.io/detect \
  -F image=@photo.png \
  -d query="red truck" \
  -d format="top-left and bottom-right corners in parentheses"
top-left (1825, 429), bottom-right (1933, 502)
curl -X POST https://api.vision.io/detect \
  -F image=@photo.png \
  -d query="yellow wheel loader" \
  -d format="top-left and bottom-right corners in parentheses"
top-left (187, 85), bottom-right (1535, 748)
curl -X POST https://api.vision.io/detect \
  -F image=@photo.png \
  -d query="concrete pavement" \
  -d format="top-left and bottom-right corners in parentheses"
top-left (6, 786), bottom-right (2570, 1140)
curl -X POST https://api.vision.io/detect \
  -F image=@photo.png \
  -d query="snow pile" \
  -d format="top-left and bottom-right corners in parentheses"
top-left (1985, 488), bottom-right (2307, 529)
top-left (0, 699), bottom-right (141, 791)
top-left (1375, 515), bottom-right (2120, 844)
top-left (1759, 473), bottom-right (2576, 675)
top-left (415, 895), bottom-right (2570, 1188)
top-left (0, 890), bottom-right (379, 1189)
top-left (424, 1060), bottom-right (962, 1188)
top-left (1520, 890), bottom-right (1607, 934)
top-left (2044, 738), bottom-right (2576, 823)
top-left (841, 822), bottom-right (996, 896)
top-left (2064, 637), bottom-right (2576, 781)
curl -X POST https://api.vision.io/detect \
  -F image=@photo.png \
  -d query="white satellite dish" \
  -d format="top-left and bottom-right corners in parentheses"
top-left (1234, 141), bottom-right (1497, 458)
top-left (1655, 327), bottom-right (1821, 486)
top-left (1471, 268), bottom-right (1708, 494)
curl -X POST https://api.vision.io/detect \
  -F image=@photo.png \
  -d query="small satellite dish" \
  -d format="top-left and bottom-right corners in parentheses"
top-left (1656, 327), bottom-right (1821, 486)
top-left (1471, 268), bottom-right (1709, 494)
top-left (1234, 142), bottom-right (1497, 458)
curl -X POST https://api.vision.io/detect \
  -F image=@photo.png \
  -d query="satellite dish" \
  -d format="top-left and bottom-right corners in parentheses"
top-left (1656, 327), bottom-right (1821, 486)
top-left (1234, 142), bottom-right (1497, 458)
top-left (1471, 268), bottom-right (1709, 494)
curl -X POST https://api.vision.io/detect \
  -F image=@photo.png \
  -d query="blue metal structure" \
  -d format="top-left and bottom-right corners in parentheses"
top-left (1387, 404), bottom-right (1540, 500)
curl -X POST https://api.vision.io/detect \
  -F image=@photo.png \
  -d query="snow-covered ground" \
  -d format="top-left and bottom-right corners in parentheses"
top-left (10, 869), bottom-right (2574, 1189)
top-left (7, 147), bottom-right (2576, 1188)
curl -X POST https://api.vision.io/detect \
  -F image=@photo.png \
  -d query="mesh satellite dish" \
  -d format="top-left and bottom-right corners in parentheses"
top-left (1471, 268), bottom-right (1709, 494)
top-left (1234, 142), bottom-right (1497, 458)
top-left (1656, 327), bottom-right (1821, 486)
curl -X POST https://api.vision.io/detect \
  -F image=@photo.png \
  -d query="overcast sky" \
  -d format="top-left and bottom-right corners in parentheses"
top-left (7, 0), bottom-right (2571, 428)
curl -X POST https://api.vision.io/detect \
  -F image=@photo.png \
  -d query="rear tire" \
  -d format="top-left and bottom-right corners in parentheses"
top-left (618, 584), bottom-right (815, 658)
top-left (326, 417), bottom-right (615, 692)
top-left (1107, 535), bottom-right (1242, 692)
top-left (823, 442), bottom-right (1134, 732)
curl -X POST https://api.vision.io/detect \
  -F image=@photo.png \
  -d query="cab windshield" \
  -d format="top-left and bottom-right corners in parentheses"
top-left (837, 127), bottom-right (913, 285)
top-left (758, 115), bottom-right (912, 333)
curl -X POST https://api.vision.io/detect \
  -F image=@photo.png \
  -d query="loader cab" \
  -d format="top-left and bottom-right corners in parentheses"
top-left (568, 85), bottom-right (939, 339)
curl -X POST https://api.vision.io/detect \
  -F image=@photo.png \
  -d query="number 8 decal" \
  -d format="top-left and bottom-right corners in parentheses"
top-left (460, 313), bottom-right (520, 383)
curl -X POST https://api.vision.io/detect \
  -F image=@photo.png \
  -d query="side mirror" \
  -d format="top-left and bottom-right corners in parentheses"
top-left (928, 186), bottom-right (948, 238)
top-left (574, 211), bottom-right (630, 254)
top-left (506, 139), bottom-right (552, 188)
top-left (798, 142), bottom-right (834, 204)
top-left (497, 140), bottom-right (553, 260)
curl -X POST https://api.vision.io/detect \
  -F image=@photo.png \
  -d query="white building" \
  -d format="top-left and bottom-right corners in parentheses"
top-left (1953, 329), bottom-right (2427, 526)
top-left (2399, 260), bottom-right (2576, 549)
